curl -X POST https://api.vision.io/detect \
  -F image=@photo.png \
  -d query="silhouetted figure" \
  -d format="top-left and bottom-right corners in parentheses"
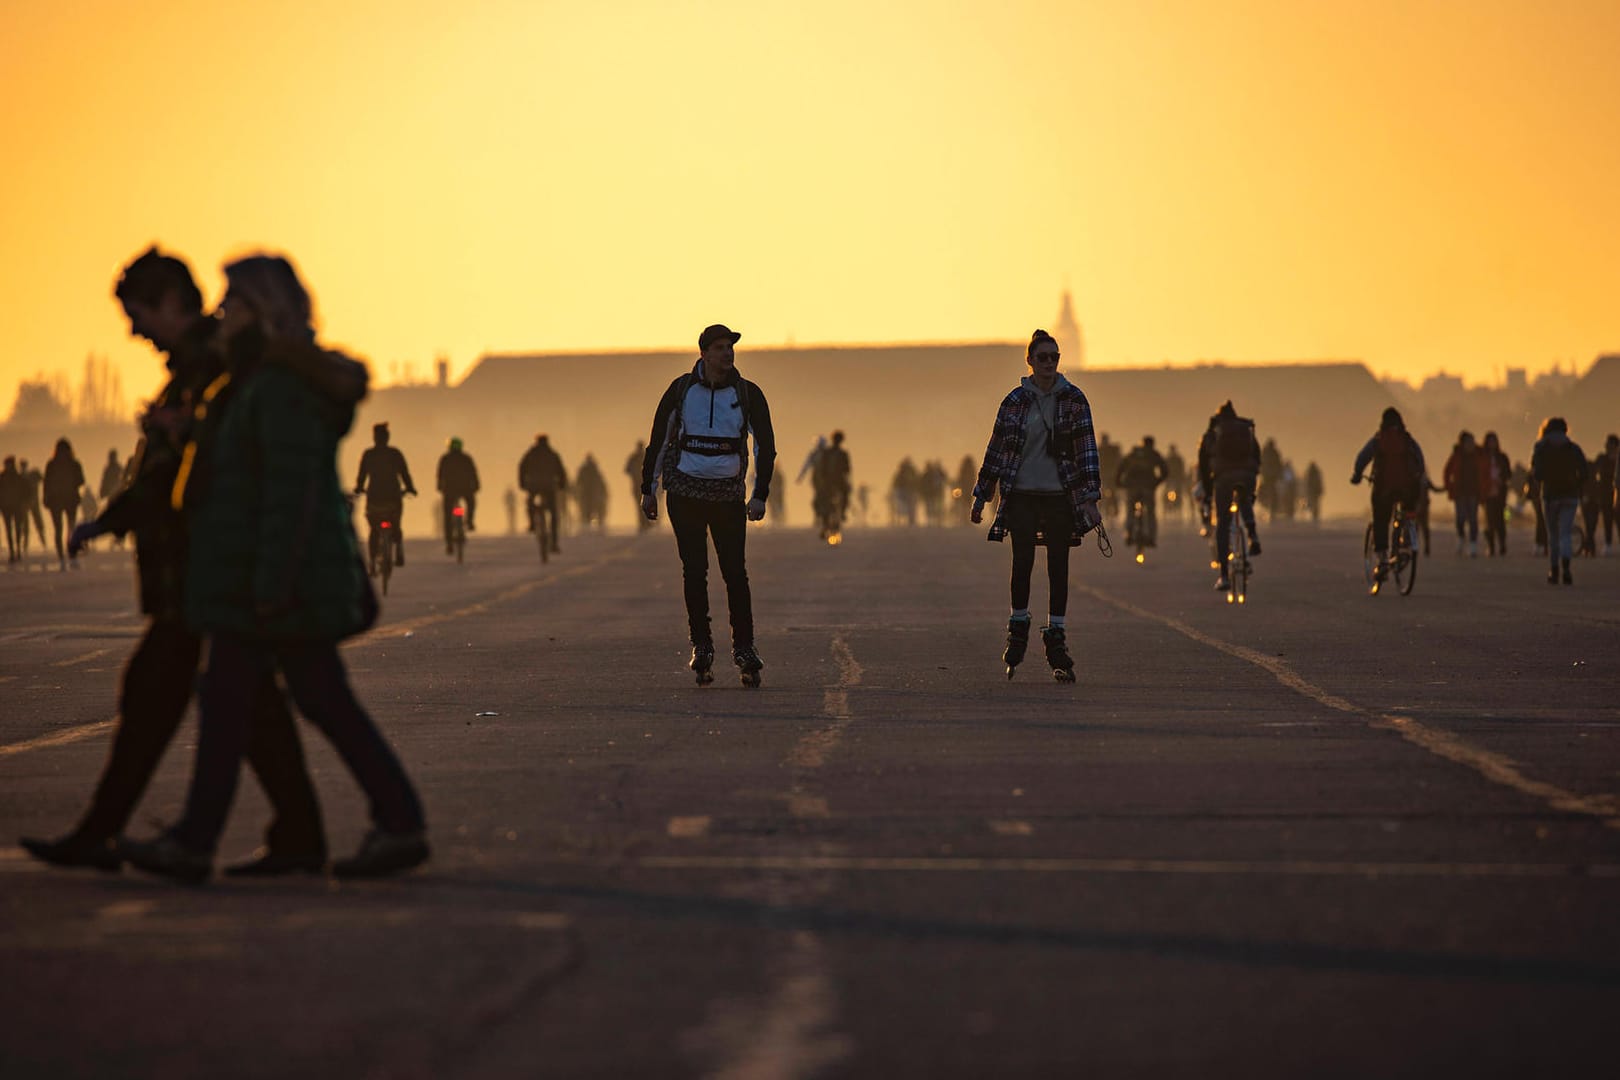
top-left (42, 438), bottom-right (86, 569)
top-left (1481, 433), bottom-right (1511, 556)
top-left (354, 422), bottom-right (417, 570)
top-left (118, 253), bottom-right (427, 882)
top-left (1596, 434), bottom-right (1619, 554)
top-left (1096, 433), bottom-right (1122, 522)
top-left (21, 247), bottom-right (325, 877)
top-left (503, 487), bottom-right (518, 535)
top-left (1442, 430), bottom-right (1485, 556)
top-left (953, 455), bottom-right (977, 526)
top-left (1352, 406), bottom-right (1426, 591)
top-left (519, 433), bottom-right (568, 550)
top-left (1163, 444), bottom-right (1187, 519)
top-left (1304, 462), bottom-right (1324, 524)
top-left (891, 458), bottom-right (920, 526)
top-left (970, 330), bottom-right (1101, 681)
top-left (1115, 436), bottom-right (1167, 546)
top-left (575, 454), bottom-right (608, 530)
top-left (19, 458), bottom-right (45, 552)
top-left (1199, 401), bottom-right (1263, 590)
top-left (856, 484), bottom-right (871, 526)
top-left (437, 437), bottom-right (480, 550)
top-left (1531, 417), bottom-right (1587, 585)
top-left (1524, 469), bottom-right (1547, 556)
top-left (626, 441), bottom-right (652, 532)
top-left (1259, 438), bottom-right (1284, 520)
top-left (0, 456), bottom-right (27, 563)
top-left (99, 450), bottom-right (126, 549)
top-left (1579, 450), bottom-right (1606, 557)
top-left (812, 431), bottom-right (851, 538)
top-left (920, 460), bottom-right (948, 525)
top-left (639, 323), bottom-right (776, 686)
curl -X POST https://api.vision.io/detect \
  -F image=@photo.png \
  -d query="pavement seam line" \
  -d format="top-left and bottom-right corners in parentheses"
top-left (786, 634), bottom-right (863, 771)
top-left (1080, 585), bottom-right (1620, 829)
top-left (0, 545), bottom-right (638, 759)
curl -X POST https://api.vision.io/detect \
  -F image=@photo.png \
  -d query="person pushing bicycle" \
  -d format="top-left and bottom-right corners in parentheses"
top-left (1352, 407), bottom-right (1426, 587)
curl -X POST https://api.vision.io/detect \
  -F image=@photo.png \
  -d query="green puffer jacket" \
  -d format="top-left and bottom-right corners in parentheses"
top-left (181, 336), bottom-right (371, 642)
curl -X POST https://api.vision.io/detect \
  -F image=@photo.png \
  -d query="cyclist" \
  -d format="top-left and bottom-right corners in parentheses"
top-left (519, 433), bottom-right (568, 553)
top-left (436, 437), bottom-right (480, 552)
top-left (1115, 436), bottom-right (1167, 546)
top-left (1351, 406), bottom-right (1426, 589)
top-left (1197, 401), bottom-right (1262, 591)
top-left (354, 422), bottom-right (417, 569)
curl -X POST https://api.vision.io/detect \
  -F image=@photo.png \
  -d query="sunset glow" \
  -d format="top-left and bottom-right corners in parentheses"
top-left (3, 0), bottom-right (1617, 411)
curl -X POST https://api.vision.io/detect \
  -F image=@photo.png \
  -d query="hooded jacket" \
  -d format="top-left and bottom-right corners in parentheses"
top-left (179, 333), bottom-right (371, 641)
top-left (641, 360), bottom-right (776, 503)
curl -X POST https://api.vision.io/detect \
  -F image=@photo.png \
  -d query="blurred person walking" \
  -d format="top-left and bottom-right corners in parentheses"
top-left (21, 248), bottom-right (325, 876)
top-left (1442, 430), bottom-right (1485, 557)
top-left (20, 458), bottom-right (46, 553)
top-left (0, 456), bottom-right (27, 563)
top-left (1481, 432), bottom-right (1511, 556)
top-left (970, 330), bottom-right (1102, 682)
top-left (575, 454), bottom-right (608, 530)
top-left (1531, 417), bottom-right (1588, 585)
top-left (1304, 461), bottom-right (1324, 524)
top-left (99, 449), bottom-right (127, 548)
top-left (42, 438), bottom-right (87, 569)
top-left (639, 323), bottom-right (777, 686)
top-left (626, 441), bottom-right (652, 532)
top-left (119, 254), bottom-right (426, 882)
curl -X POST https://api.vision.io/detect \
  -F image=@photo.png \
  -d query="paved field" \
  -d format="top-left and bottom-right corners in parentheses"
top-left (2, 519), bottom-right (1618, 1078)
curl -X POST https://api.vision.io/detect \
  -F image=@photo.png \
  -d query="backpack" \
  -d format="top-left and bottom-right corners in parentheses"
top-left (1375, 428), bottom-right (1421, 488)
top-left (1213, 417), bottom-right (1254, 470)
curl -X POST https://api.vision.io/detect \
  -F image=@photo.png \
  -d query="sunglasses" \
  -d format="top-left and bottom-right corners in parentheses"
top-left (1032, 351), bottom-right (1060, 361)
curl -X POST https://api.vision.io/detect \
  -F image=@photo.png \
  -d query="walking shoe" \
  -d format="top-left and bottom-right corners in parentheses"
top-left (1213, 574), bottom-right (1230, 591)
top-left (118, 832), bottom-right (212, 885)
top-left (224, 848), bottom-right (327, 877)
top-left (333, 830), bottom-right (430, 879)
top-left (1248, 536), bottom-right (1262, 557)
top-left (1547, 567), bottom-right (1559, 585)
top-left (19, 833), bottom-right (121, 873)
top-left (1562, 561), bottom-right (1573, 586)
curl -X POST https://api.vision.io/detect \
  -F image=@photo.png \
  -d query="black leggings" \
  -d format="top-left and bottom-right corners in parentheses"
top-left (1005, 493), bottom-right (1073, 617)
top-left (49, 504), bottom-right (78, 561)
top-left (666, 492), bottom-right (753, 647)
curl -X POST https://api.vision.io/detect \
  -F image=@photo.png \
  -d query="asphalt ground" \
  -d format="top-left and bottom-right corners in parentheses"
top-left (2, 516), bottom-right (1618, 1079)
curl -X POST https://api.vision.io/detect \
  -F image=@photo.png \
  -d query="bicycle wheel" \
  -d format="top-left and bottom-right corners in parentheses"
top-left (1227, 509), bottom-right (1247, 603)
top-left (1363, 523), bottom-right (1377, 586)
top-left (1395, 520), bottom-right (1418, 595)
top-left (379, 548), bottom-right (392, 595)
top-left (539, 527), bottom-right (550, 564)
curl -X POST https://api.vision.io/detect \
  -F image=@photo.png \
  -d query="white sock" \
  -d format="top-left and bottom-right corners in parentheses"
top-left (1010, 608), bottom-right (1031, 622)
top-left (1048, 615), bottom-right (1066, 629)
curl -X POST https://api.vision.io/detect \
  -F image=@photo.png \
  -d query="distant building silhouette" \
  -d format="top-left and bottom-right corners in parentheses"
top-left (1053, 289), bottom-right (1083, 370)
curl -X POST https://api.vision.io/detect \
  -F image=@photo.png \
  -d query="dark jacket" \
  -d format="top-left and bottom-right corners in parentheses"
top-left (0, 463), bottom-right (27, 514)
top-left (355, 445), bottom-right (415, 507)
top-left (180, 335), bottom-right (371, 642)
top-left (519, 442), bottom-right (568, 494)
top-left (437, 450), bottom-right (480, 495)
top-left (1353, 426), bottom-right (1426, 496)
top-left (1442, 444), bottom-right (1486, 500)
top-left (95, 318), bottom-right (224, 620)
top-left (1531, 433), bottom-right (1588, 502)
top-left (1198, 412), bottom-right (1261, 487)
top-left (42, 454), bottom-right (86, 511)
top-left (641, 363), bottom-right (777, 502)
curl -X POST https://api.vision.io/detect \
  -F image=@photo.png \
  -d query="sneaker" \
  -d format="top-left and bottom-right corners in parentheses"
top-left (19, 833), bottom-right (122, 873)
top-left (1248, 537), bottom-right (1262, 557)
top-left (223, 848), bottom-right (327, 877)
top-left (118, 831), bottom-right (212, 885)
top-left (333, 829), bottom-right (430, 879)
top-left (1213, 574), bottom-right (1230, 591)
top-left (1547, 568), bottom-right (1559, 585)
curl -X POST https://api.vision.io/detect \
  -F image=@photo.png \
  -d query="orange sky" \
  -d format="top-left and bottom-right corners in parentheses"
top-left (3, 0), bottom-right (1617, 412)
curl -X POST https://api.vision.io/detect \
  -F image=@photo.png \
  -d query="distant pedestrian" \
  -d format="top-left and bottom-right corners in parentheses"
top-left (118, 253), bottom-right (427, 882)
top-left (0, 456), bottom-right (27, 563)
top-left (1442, 430), bottom-right (1485, 557)
top-left (100, 448), bottom-right (126, 548)
top-left (626, 441), bottom-right (652, 532)
top-left (1304, 461), bottom-right (1324, 524)
top-left (640, 323), bottom-right (776, 686)
top-left (1530, 416), bottom-right (1588, 586)
top-left (20, 458), bottom-right (46, 551)
top-left (1480, 433), bottom-right (1511, 556)
top-left (970, 329), bottom-right (1101, 682)
top-left (43, 438), bottom-right (86, 569)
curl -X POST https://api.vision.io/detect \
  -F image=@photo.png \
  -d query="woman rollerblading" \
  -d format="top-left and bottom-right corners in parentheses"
top-left (970, 329), bottom-right (1102, 684)
top-left (734, 645), bottom-right (764, 688)
top-left (1042, 625), bottom-right (1076, 682)
top-left (691, 641), bottom-right (716, 686)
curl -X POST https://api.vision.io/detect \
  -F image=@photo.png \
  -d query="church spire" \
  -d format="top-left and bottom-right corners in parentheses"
top-left (1054, 289), bottom-right (1083, 370)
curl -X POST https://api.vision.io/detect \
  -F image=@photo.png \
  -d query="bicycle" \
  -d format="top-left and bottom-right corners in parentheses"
top-left (446, 500), bottom-right (467, 564)
top-left (1128, 498), bottom-right (1150, 564)
top-left (367, 514), bottom-right (403, 595)
top-left (1224, 494), bottom-right (1251, 605)
top-left (1364, 504), bottom-right (1419, 596)
top-left (527, 493), bottom-right (557, 564)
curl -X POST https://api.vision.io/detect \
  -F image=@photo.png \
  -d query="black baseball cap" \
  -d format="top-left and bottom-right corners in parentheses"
top-left (699, 324), bottom-right (741, 350)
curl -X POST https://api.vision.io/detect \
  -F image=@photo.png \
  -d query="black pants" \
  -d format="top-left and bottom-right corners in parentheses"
top-left (666, 492), bottom-right (753, 647)
top-left (1004, 493), bottom-right (1073, 617)
top-left (73, 619), bottom-right (325, 855)
top-left (176, 634), bottom-right (424, 855)
top-left (2, 510), bottom-right (21, 560)
top-left (1212, 473), bottom-right (1258, 564)
top-left (442, 492), bottom-right (476, 540)
top-left (1483, 494), bottom-right (1508, 555)
top-left (49, 505), bottom-right (77, 562)
top-left (1369, 485), bottom-right (1420, 557)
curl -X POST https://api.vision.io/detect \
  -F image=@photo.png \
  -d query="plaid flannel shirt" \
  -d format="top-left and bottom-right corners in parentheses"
top-left (971, 379), bottom-right (1102, 545)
